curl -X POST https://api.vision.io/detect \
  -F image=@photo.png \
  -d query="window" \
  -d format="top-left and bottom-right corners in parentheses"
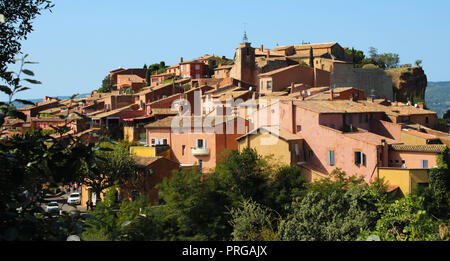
top-left (354, 151), bottom-right (365, 165)
top-left (349, 115), bottom-right (353, 124)
top-left (151, 138), bottom-right (156, 145)
top-left (198, 160), bottom-right (203, 172)
top-left (295, 144), bottom-right (300, 156)
top-left (420, 160), bottom-right (428, 169)
top-left (182, 145), bottom-right (186, 156)
top-left (296, 125), bottom-right (302, 132)
top-left (260, 81), bottom-right (264, 90)
top-left (309, 150), bottom-right (313, 159)
top-left (328, 150), bottom-right (335, 166)
top-left (195, 64), bottom-right (200, 70)
top-left (196, 139), bottom-right (206, 149)
top-left (162, 138), bottom-right (168, 145)
top-left (267, 81), bottom-right (272, 90)
top-left (217, 70), bottom-right (220, 75)
top-left (425, 117), bottom-right (429, 124)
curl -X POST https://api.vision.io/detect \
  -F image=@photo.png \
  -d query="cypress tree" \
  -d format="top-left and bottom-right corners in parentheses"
top-left (309, 47), bottom-right (314, 68)
top-left (145, 68), bottom-right (151, 86)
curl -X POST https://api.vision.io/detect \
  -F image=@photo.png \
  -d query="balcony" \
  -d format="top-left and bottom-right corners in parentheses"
top-left (191, 147), bottom-right (210, 156)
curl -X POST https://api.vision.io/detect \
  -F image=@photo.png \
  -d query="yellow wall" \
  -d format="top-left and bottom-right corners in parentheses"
top-left (378, 168), bottom-right (429, 195)
top-left (130, 146), bottom-right (171, 159)
top-left (130, 146), bottom-right (156, 157)
top-left (238, 133), bottom-right (292, 166)
top-left (299, 166), bottom-right (328, 183)
top-left (401, 132), bottom-right (427, 145)
top-left (124, 126), bottom-right (136, 142)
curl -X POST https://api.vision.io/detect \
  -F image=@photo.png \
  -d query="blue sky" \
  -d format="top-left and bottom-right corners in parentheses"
top-left (3, 0), bottom-right (450, 100)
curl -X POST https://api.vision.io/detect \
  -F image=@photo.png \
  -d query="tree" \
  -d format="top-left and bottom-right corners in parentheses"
top-left (359, 194), bottom-right (446, 241)
top-left (278, 169), bottom-right (386, 241)
top-left (443, 109), bottom-right (450, 122)
top-left (145, 68), bottom-right (151, 86)
top-left (415, 59), bottom-right (423, 67)
top-left (309, 47), bottom-right (314, 68)
top-left (80, 142), bottom-right (137, 202)
top-left (143, 64), bottom-right (147, 69)
top-left (213, 148), bottom-right (271, 204)
top-left (97, 75), bottom-right (114, 93)
top-left (229, 199), bottom-right (279, 241)
top-left (208, 58), bottom-right (217, 77)
top-left (266, 166), bottom-right (306, 216)
top-left (0, 0), bottom-right (53, 85)
top-left (346, 47), bottom-right (365, 68)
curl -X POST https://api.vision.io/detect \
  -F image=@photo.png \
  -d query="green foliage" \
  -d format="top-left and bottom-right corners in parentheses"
top-left (309, 47), bottom-right (314, 68)
top-left (415, 59), bottom-right (423, 67)
top-left (214, 148), bottom-right (271, 204)
top-left (80, 142), bottom-right (137, 201)
top-left (346, 47), bottom-right (400, 69)
top-left (359, 195), bottom-right (444, 241)
top-left (156, 167), bottom-right (234, 240)
top-left (362, 64), bottom-right (379, 69)
top-left (208, 58), bottom-right (217, 77)
top-left (266, 166), bottom-right (306, 216)
top-left (346, 47), bottom-right (365, 67)
top-left (0, 0), bottom-right (53, 85)
top-left (229, 199), bottom-right (279, 241)
top-left (97, 75), bottom-right (114, 93)
top-left (278, 169), bottom-right (386, 241)
top-left (145, 68), bottom-right (151, 86)
top-left (147, 62), bottom-right (167, 75)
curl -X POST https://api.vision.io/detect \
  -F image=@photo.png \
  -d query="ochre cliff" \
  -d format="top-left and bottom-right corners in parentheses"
top-left (385, 66), bottom-right (427, 103)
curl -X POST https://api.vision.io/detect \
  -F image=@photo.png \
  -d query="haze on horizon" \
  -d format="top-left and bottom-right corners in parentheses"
top-left (2, 0), bottom-right (450, 100)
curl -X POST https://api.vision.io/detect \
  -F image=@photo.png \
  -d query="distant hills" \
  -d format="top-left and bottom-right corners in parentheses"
top-left (426, 81), bottom-right (450, 118)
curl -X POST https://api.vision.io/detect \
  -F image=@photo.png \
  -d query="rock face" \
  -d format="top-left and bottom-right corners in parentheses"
top-left (385, 66), bottom-right (427, 103)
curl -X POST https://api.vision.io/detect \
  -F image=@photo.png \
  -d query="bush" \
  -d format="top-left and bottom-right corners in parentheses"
top-left (362, 64), bottom-right (379, 69)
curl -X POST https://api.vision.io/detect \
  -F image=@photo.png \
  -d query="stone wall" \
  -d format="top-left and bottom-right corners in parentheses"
top-left (330, 63), bottom-right (393, 100)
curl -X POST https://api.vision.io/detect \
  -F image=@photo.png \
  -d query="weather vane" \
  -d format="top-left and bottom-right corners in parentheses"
top-left (243, 22), bottom-right (248, 43)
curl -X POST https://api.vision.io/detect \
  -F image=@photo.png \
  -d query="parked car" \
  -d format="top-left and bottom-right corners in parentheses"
top-left (46, 202), bottom-right (60, 216)
top-left (67, 193), bottom-right (81, 205)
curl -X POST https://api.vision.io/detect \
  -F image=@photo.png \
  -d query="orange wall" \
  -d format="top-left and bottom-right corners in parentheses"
top-left (388, 151), bottom-right (438, 169)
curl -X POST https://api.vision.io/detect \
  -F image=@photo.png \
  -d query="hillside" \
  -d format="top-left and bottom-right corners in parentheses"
top-left (426, 81), bottom-right (450, 118)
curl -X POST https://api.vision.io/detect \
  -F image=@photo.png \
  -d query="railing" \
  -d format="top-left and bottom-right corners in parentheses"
top-left (191, 147), bottom-right (210, 156)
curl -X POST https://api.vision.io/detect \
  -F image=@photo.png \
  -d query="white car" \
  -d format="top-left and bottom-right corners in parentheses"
top-left (46, 202), bottom-right (60, 215)
top-left (67, 193), bottom-right (81, 205)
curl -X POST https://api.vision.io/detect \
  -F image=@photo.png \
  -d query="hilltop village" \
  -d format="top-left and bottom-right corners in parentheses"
top-left (2, 40), bottom-right (449, 205)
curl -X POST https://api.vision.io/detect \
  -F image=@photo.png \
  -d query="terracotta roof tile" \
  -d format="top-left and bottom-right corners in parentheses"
top-left (390, 144), bottom-right (446, 153)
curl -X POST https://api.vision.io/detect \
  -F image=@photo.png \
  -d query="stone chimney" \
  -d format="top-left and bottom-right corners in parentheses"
top-left (266, 50), bottom-right (270, 59)
top-left (180, 57), bottom-right (183, 63)
top-left (260, 44), bottom-right (264, 52)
